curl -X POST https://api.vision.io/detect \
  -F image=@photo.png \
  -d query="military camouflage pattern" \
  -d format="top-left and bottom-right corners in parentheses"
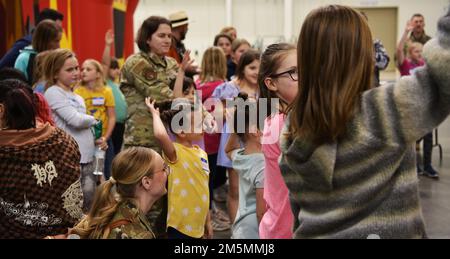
top-left (120, 52), bottom-right (177, 238)
top-left (107, 200), bottom-right (155, 239)
top-left (120, 51), bottom-right (178, 149)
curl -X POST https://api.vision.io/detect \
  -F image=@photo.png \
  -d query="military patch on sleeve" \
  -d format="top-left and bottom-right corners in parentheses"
top-left (143, 68), bottom-right (157, 81)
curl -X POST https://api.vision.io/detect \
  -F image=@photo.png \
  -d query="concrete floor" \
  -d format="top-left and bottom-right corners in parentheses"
top-left (382, 71), bottom-right (449, 237)
top-left (213, 86), bottom-right (450, 239)
top-left (419, 117), bottom-right (450, 239)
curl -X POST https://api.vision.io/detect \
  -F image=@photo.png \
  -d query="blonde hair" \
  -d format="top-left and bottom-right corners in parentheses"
top-left (408, 42), bottom-right (423, 56)
top-left (289, 5), bottom-right (374, 145)
top-left (32, 50), bottom-right (52, 87)
top-left (71, 147), bottom-right (158, 239)
top-left (42, 49), bottom-right (76, 90)
top-left (199, 47), bottom-right (227, 83)
top-left (220, 26), bottom-right (237, 39)
top-left (232, 38), bottom-right (251, 53)
top-left (82, 59), bottom-right (106, 91)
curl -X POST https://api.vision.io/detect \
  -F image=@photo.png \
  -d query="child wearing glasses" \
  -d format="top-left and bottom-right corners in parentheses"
top-left (146, 97), bottom-right (213, 239)
top-left (258, 43), bottom-right (298, 239)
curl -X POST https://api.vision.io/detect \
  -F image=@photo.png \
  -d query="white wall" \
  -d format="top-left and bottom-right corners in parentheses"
top-left (293, 0), bottom-right (449, 42)
top-left (134, 0), bottom-right (449, 59)
top-left (134, 0), bottom-right (227, 61)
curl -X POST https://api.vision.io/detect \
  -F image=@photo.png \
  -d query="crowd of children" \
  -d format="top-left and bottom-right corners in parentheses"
top-left (0, 5), bottom-right (449, 239)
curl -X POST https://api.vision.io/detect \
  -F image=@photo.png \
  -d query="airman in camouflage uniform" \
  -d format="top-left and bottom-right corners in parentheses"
top-left (120, 51), bottom-right (178, 238)
top-left (106, 200), bottom-right (155, 239)
top-left (120, 51), bottom-right (178, 152)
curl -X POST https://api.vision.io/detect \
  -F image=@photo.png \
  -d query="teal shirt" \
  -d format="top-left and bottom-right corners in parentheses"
top-left (230, 149), bottom-right (265, 239)
top-left (14, 46), bottom-right (37, 81)
top-left (107, 79), bottom-right (128, 123)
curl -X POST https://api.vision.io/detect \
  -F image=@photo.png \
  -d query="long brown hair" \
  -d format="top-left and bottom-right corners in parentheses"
top-left (199, 47), bottom-right (227, 83)
top-left (258, 43), bottom-right (296, 116)
top-left (289, 5), bottom-right (374, 145)
top-left (32, 19), bottom-right (62, 53)
top-left (71, 147), bottom-right (157, 239)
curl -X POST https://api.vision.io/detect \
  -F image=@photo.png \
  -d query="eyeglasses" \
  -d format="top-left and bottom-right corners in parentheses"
top-left (271, 68), bottom-right (298, 81)
top-left (154, 163), bottom-right (172, 177)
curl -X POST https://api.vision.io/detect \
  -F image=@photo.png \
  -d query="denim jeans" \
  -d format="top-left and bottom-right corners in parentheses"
top-left (417, 132), bottom-right (433, 168)
top-left (423, 132), bottom-right (433, 167)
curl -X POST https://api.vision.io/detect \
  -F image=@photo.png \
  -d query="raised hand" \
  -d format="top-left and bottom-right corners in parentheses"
top-left (105, 29), bottom-right (114, 46)
top-left (405, 20), bottom-right (415, 33)
top-left (181, 50), bottom-right (195, 72)
top-left (145, 97), bottom-right (160, 116)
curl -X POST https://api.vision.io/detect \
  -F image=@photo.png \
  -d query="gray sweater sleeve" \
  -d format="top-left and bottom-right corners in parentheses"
top-left (45, 87), bottom-right (97, 129)
top-left (362, 10), bottom-right (450, 143)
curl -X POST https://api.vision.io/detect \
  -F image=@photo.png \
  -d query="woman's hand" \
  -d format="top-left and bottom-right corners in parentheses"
top-left (145, 97), bottom-right (160, 116)
top-left (180, 50), bottom-right (195, 72)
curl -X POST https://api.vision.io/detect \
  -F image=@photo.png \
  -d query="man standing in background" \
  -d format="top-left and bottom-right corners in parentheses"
top-left (409, 13), bottom-right (438, 179)
top-left (167, 10), bottom-right (198, 77)
top-left (409, 13), bottom-right (432, 45)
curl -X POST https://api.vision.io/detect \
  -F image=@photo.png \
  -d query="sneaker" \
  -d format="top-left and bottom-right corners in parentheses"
top-left (423, 165), bottom-right (439, 179)
top-left (211, 216), bottom-right (231, 232)
top-left (417, 165), bottom-right (424, 176)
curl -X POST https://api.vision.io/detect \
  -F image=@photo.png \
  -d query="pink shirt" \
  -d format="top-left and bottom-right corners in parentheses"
top-left (399, 58), bottom-right (425, 76)
top-left (195, 80), bottom-right (224, 154)
top-left (259, 113), bottom-right (294, 239)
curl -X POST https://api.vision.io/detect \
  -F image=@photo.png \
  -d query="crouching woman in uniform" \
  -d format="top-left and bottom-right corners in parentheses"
top-left (71, 147), bottom-right (170, 239)
top-left (120, 16), bottom-right (178, 238)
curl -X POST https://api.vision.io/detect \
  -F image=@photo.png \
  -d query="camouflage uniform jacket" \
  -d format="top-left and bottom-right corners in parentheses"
top-left (410, 32), bottom-right (432, 45)
top-left (120, 51), bottom-right (178, 149)
top-left (107, 200), bottom-right (155, 239)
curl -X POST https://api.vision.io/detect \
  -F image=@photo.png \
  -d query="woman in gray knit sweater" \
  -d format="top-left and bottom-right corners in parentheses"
top-left (280, 5), bottom-right (450, 239)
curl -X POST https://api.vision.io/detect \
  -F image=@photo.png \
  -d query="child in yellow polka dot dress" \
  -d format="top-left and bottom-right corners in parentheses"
top-left (146, 98), bottom-right (213, 239)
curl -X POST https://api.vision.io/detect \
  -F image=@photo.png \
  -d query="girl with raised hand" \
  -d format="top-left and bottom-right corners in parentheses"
top-left (146, 98), bottom-right (213, 239)
top-left (397, 20), bottom-right (425, 77)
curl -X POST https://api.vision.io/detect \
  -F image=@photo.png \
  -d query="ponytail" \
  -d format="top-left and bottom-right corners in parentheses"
top-left (72, 180), bottom-right (118, 239)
